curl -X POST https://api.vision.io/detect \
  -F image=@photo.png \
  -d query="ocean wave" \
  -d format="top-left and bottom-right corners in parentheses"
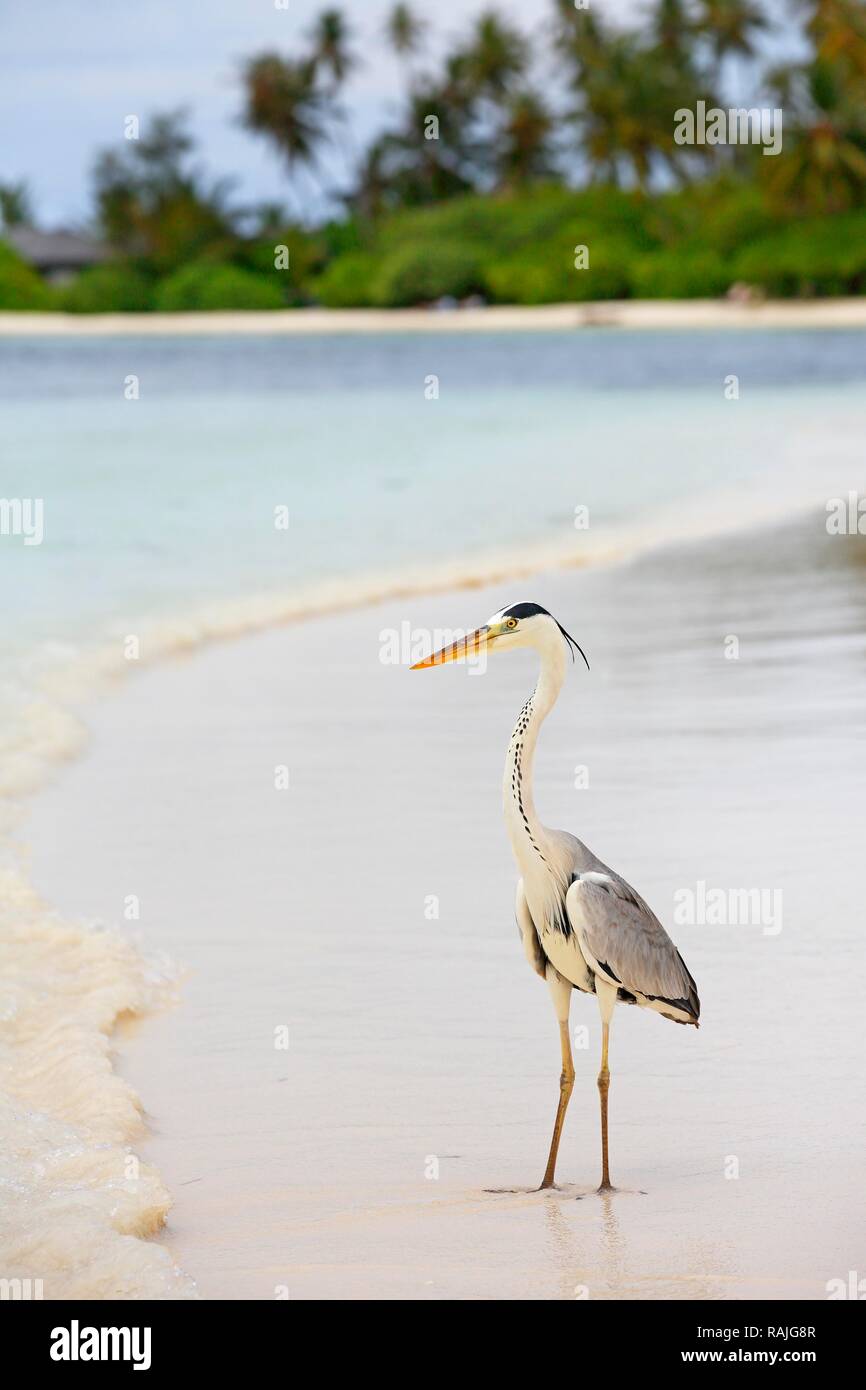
top-left (5, 482), bottom-right (821, 797)
top-left (0, 870), bottom-right (196, 1299)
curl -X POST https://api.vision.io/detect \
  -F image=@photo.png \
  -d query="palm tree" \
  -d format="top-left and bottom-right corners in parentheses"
top-left (696, 0), bottom-right (768, 60)
top-left (241, 54), bottom-right (329, 176)
top-left (496, 91), bottom-right (555, 187)
top-left (650, 0), bottom-right (698, 68)
top-left (385, 4), bottom-right (427, 60)
top-left (807, 0), bottom-right (866, 79)
top-left (92, 111), bottom-right (238, 268)
top-left (553, 3), bottom-right (719, 187)
top-left (308, 9), bottom-right (355, 86)
top-left (440, 49), bottom-right (476, 112)
top-left (0, 180), bottom-right (34, 228)
top-left (572, 30), bottom-right (712, 188)
top-left (127, 109), bottom-right (195, 200)
top-left (552, 9), bottom-right (609, 81)
top-left (401, 86), bottom-right (477, 197)
top-left (351, 136), bottom-right (395, 219)
top-left (462, 10), bottom-right (526, 99)
top-left (766, 55), bottom-right (866, 211)
top-left (249, 200), bottom-right (290, 236)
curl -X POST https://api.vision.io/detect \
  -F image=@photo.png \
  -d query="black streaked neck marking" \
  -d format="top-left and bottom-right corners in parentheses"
top-left (509, 695), bottom-right (548, 868)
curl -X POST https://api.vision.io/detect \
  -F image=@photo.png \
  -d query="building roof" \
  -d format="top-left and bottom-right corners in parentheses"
top-left (5, 226), bottom-right (111, 269)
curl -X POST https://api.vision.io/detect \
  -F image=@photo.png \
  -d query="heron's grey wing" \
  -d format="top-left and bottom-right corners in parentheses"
top-left (566, 872), bottom-right (700, 1024)
top-left (516, 880), bottom-right (547, 980)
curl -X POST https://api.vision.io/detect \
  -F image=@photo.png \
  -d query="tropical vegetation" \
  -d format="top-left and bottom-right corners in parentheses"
top-left (1, 0), bottom-right (864, 310)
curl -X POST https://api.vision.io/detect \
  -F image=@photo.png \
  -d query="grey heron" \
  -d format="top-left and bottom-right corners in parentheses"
top-left (412, 602), bottom-right (699, 1192)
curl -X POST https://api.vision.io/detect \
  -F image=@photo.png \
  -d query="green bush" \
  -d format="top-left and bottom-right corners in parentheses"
top-left (312, 252), bottom-right (381, 307)
top-left (733, 214), bottom-right (866, 296)
top-left (154, 261), bottom-right (286, 311)
top-left (373, 242), bottom-right (485, 306)
top-left (562, 239), bottom-right (634, 301)
top-left (630, 249), bottom-right (732, 299)
top-left (60, 264), bottom-right (153, 312)
top-left (646, 182), bottom-right (776, 255)
top-left (483, 256), bottom-right (569, 304)
top-left (338, 187), bottom-right (662, 306)
top-left (696, 186), bottom-right (780, 256)
top-left (6, 180), bottom-right (865, 313)
top-left (0, 241), bottom-right (53, 309)
top-left (377, 196), bottom-right (508, 257)
top-left (485, 239), bottom-right (634, 304)
top-left (375, 186), bottom-right (657, 262)
top-left (319, 217), bottom-right (365, 260)
top-left (561, 186), bottom-right (659, 247)
top-left (240, 226), bottom-right (326, 302)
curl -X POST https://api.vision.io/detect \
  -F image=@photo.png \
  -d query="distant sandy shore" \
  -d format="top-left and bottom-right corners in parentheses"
top-left (3, 297), bottom-right (866, 336)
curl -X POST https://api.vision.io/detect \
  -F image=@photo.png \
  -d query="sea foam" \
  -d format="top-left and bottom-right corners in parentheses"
top-left (0, 870), bottom-right (196, 1298)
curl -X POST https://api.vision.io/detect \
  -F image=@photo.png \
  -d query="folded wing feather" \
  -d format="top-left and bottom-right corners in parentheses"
top-left (566, 872), bottom-right (700, 1021)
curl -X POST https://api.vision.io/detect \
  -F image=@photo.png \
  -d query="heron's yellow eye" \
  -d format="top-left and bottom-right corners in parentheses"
top-left (505, 618), bottom-right (518, 630)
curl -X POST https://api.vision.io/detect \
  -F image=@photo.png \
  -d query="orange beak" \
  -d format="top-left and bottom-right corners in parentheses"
top-left (410, 625), bottom-right (491, 669)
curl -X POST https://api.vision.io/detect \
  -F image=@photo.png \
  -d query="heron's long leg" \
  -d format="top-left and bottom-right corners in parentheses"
top-left (598, 1020), bottom-right (612, 1191)
top-left (539, 1018), bottom-right (575, 1190)
top-left (593, 978), bottom-right (618, 1191)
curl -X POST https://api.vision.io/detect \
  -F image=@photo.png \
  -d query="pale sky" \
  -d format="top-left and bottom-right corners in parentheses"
top-left (2, 0), bottom-right (799, 227)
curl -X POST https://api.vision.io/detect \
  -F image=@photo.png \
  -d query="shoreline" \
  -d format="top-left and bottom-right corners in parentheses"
top-left (21, 519), bottom-right (866, 1299)
top-left (3, 297), bottom-right (866, 336)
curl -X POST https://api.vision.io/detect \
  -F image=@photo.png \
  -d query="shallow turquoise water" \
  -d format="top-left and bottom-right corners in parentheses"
top-left (1, 328), bottom-right (864, 663)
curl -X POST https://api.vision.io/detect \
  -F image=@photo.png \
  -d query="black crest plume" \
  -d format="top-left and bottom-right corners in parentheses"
top-left (501, 602), bottom-right (590, 670)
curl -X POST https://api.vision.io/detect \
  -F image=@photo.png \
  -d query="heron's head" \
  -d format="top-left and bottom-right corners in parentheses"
top-left (410, 602), bottom-right (589, 670)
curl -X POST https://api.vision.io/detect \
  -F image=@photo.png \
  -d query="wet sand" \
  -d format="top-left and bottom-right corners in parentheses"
top-left (23, 522), bottom-right (866, 1299)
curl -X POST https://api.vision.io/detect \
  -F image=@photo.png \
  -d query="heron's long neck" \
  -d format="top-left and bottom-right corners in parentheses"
top-left (503, 641), bottom-right (566, 878)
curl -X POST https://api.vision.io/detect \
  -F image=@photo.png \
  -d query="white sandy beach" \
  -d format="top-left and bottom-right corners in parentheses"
top-left (21, 520), bottom-right (866, 1300)
top-left (3, 298), bottom-right (866, 336)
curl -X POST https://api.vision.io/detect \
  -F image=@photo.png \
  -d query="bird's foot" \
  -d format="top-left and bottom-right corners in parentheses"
top-left (593, 1181), bottom-right (648, 1196)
